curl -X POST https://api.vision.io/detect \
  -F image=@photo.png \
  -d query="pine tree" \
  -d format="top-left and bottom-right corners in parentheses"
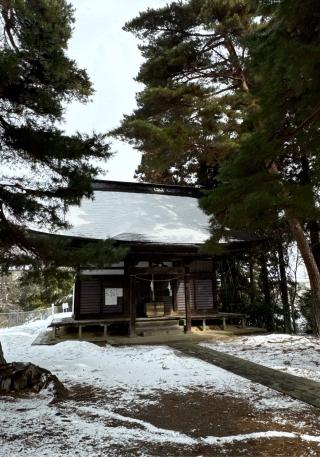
top-left (0, 0), bottom-right (111, 265)
top-left (16, 267), bottom-right (74, 310)
top-left (113, 0), bottom-right (257, 184)
top-left (201, 0), bottom-right (320, 334)
top-left (0, 0), bottom-right (121, 391)
top-left (116, 0), bottom-right (320, 333)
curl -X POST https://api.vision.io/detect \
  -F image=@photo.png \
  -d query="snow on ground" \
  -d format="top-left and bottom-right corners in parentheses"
top-left (1, 394), bottom-right (319, 457)
top-left (1, 319), bottom-right (320, 456)
top-left (202, 333), bottom-right (320, 382)
top-left (0, 316), bottom-right (307, 409)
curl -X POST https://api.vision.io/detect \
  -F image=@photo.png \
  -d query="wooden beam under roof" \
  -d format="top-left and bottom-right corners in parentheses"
top-left (130, 266), bottom-right (185, 275)
top-left (92, 179), bottom-right (204, 198)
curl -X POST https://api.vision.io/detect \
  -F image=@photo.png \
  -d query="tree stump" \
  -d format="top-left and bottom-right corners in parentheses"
top-left (0, 362), bottom-right (67, 400)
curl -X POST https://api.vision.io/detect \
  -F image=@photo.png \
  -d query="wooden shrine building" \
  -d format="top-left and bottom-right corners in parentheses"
top-left (52, 180), bottom-right (258, 338)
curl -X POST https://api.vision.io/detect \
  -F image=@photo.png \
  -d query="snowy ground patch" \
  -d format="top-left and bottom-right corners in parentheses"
top-left (1, 320), bottom-right (320, 456)
top-left (202, 333), bottom-right (320, 382)
top-left (0, 317), bottom-right (308, 409)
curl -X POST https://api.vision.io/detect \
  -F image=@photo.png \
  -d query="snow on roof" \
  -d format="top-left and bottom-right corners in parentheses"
top-left (60, 190), bottom-right (212, 244)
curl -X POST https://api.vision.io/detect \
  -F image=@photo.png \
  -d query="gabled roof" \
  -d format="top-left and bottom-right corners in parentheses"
top-left (59, 180), bottom-right (212, 245)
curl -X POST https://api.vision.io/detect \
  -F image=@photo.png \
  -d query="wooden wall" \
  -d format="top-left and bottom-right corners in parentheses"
top-left (176, 278), bottom-right (214, 312)
top-left (77, 275), bottom-right (125, 318)
top-left (75, 259), bottom-right (216, 319)
top-left (79, 278), bottom-right (101, 315)
top-left (176, 279), bottom-right (186, 312)
top-left (193, 279), bottom-right (214, 310)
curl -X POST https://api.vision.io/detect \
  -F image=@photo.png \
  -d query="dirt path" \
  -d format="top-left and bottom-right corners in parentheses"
top-left (130, 389), bottom-right (320, 456)
top-left (2, 382), bottom-right (320, 456)
top-left (64, 385), bottom-right (320, 456)
top-left (169, 342), bottom-right (320, 409)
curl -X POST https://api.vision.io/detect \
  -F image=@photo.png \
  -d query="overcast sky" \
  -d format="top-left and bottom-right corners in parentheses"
top-left (65, 0), bottom-right (167, 182)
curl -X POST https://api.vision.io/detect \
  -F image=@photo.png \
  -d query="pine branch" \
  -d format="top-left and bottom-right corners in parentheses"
top-left (282, 102), bottom-right (320, 142)
top-left (1, 6), bottom-right (18, 52)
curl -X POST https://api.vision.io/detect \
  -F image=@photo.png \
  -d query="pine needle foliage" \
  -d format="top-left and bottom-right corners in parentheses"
top-left (202, 0), bottom-right (320, 235)
top-left (113, 0), bottom-right (256, 185)
top-left (0, 0), bottom-right (116, 265)
top-left (115, 0), bottom-right (320, 333)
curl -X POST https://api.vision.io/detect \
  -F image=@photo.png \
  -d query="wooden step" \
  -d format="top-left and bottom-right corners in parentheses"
top-left (138, 328), bottom-right (184, 337)
top-left (135, 319), bottom-right (183, 337)
top-left (136, 320), bottom-right (180, 329)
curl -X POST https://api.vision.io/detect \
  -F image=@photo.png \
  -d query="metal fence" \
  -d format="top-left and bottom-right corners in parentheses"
top-left (0, 306), bottom-right (61, 328)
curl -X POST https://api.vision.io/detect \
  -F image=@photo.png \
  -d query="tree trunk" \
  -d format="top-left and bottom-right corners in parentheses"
top-left (0, 362), bottom-right (67, 399)
top-left (249, 256), bottom-right (255, 305)
top-left (287, 215), bottom-right (320, 335)
top-left (290, 300), bottom-right (298, 334)
top-left (259, 253), bottom-right (274, 331)
top-left (266, 161), bottom-right (320, 335)
top-left (308, 221), bottom-right (320, 271)
top-left (300, 155), bottom-right (320, 271)
top-left (230, 258), bottom-right (240, 309)
top-left (0, 339), bottom-right (66, 399)
top-left (277, 243), bottom-right (292, 333)
top-left (0, 341), bottom-right (6, 365)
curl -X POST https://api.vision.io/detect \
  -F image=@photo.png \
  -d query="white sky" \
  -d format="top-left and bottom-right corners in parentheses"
top-left (64, 0), bottom-right (168, 182)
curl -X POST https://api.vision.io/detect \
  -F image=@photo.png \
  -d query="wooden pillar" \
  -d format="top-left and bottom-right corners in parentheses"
top-left (249, 256), bottom-right (255, 305)
top-left (184, 274), bottom-right (192, 333)
top-left (100, 276), bottom-right (105, 316)
top-left (231, 258), bottom-right (240, 307)
top-left (129, 275), bottom-right (136, 337)
top-left (173, 279), bottom-right (177, 313)
top-left (260, 253), bottom-right (273, 331)
top-left (212, 260), bottom-right (218, 311)
top-left (193, 276), bottom-right (197, 311)
top-left (74, 271), bottom-right (81, 320)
